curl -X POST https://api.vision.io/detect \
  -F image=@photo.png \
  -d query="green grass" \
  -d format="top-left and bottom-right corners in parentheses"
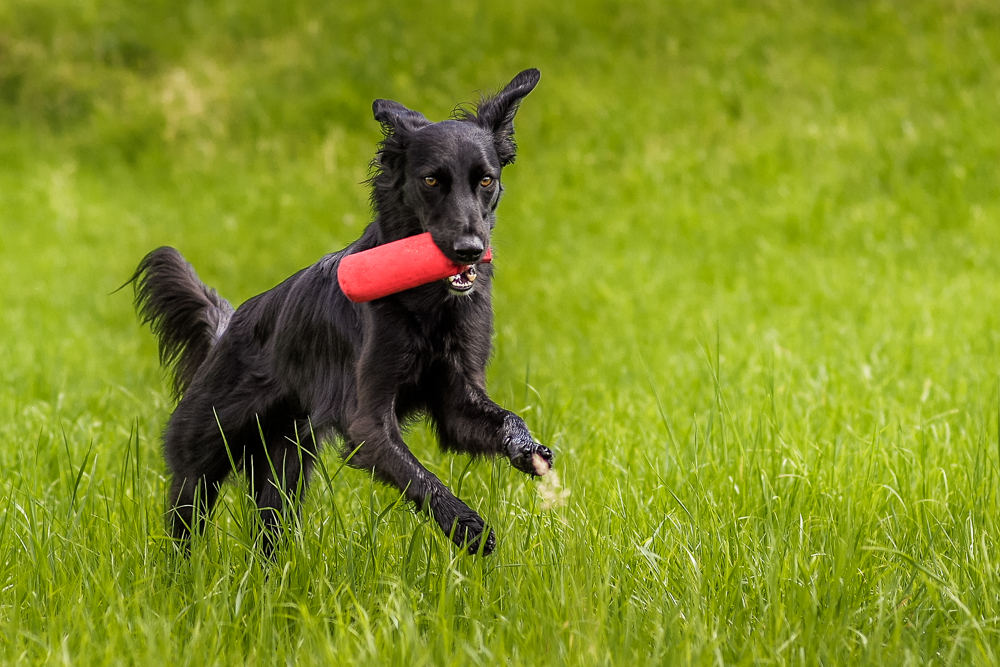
top-left (3, 0), bottom-right (1000, 663)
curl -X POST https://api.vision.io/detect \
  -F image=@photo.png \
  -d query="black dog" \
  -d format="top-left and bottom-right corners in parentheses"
top-left (131, 69), bottom-right (552, 556)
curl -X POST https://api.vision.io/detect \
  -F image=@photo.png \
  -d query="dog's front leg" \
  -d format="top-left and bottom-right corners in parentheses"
top-left (347, 408), bottom-right (496, 554)
top-left (346, 343), bottom-right (495, 554)
top-left (430, 376), bottom-right (554, 476)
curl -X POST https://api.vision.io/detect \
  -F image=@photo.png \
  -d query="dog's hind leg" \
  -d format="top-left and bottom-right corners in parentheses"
top-left (162, 396), bottom-right (241, 546)
top-left (165, 439), bottom-right (233, 545)
top-left (246, 420), bottom-right (316, 555)
top-left (167, 470), bottom-right (226, 543)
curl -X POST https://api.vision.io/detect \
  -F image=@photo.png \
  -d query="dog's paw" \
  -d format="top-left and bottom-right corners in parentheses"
top-left (432, 495), bottom-right (496, 556)
top-left (508, 432), bottom-right (554, 477)
top-left (446, 512), bottom-right (496, 556)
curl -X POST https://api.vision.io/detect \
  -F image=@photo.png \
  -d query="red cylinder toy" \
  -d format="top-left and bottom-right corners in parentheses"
top-left (337, 232), bottom-right (492, 303)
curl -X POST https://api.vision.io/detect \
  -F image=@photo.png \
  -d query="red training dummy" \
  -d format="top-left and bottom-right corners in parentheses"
top-left (338, 232), bottom-right (492, 303)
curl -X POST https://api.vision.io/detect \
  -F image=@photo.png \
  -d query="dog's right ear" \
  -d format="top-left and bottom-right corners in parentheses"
top-left (373, 99), bottom-right (431, 135)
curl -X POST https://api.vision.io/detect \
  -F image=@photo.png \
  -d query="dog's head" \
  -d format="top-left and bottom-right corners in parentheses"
top-left (370, 69), bottom-right (540, 270)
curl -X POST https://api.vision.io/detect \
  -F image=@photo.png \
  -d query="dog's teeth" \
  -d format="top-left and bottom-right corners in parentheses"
top-left (445, 269), bottom-right (478, 294)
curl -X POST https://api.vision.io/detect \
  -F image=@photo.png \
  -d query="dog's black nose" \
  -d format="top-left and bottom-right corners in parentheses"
top-left (453, 236), bottom-right (485, 263)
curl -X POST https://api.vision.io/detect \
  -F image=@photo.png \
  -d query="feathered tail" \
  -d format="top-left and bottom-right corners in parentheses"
top-left (131, 247), bottom-right (234, 398)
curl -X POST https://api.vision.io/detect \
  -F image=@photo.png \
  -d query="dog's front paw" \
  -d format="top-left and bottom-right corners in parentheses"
top-left (446, 512), bottom-right (496, 556)
top-left (432, 495), bottom-right (496, 556)
top-left (507, 432), bottom-right (554, 478)
top-left (511, 443), bottom-right (554, 477)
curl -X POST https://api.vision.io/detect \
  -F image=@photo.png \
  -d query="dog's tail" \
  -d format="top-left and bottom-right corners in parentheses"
top-left (131, 247), bottom-right (235, 398)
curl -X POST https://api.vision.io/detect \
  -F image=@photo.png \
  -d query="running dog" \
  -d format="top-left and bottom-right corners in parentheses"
top-left (131, 69), bottom-right (551, 556)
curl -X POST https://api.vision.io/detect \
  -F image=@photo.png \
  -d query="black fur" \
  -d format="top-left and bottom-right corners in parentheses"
top-left (131, 69), bottom-right (550, 556)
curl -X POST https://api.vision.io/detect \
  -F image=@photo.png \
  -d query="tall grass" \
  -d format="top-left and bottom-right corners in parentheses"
top-left (3, 0), bottom-right (1000, 663)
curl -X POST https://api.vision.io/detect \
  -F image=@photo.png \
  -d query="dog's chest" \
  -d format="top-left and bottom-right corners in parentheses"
top-left (407, 313), bottom-right (473, 366)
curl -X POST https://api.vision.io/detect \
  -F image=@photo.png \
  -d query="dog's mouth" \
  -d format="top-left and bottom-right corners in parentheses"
top-left (445, 265), bottom-right (478, 293)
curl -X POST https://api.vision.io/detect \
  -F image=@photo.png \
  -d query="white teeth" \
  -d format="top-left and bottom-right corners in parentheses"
top-left (445, 270), bottom-right (475, 293)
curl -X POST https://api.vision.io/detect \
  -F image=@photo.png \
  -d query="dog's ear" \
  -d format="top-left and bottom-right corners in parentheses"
top-left (474, 68), bottom-right (540, 167)
top-left (373, 99), bottom-right (431, 135)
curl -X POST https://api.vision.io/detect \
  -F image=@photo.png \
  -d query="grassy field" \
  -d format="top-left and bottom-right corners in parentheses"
top-left (3, 0), bottom-right (1000, 663)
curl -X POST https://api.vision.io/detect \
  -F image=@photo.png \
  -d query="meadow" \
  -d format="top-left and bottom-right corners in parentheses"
top-left (3, 0), bottom-right (1000, 663)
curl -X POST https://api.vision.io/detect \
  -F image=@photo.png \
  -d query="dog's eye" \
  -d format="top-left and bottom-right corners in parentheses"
top-left (423, 176), bottom-right (438, 187)
top-left (480, 176), bottom-right (494, 187)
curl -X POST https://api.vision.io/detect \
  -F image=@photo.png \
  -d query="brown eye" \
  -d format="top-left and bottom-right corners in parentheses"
top-left (423, 176), bottom-right (438, 186)
top-left (480, 175), bottom-right (494, 187)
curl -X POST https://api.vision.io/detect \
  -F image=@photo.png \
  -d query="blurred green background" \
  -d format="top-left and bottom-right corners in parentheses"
top-left (3, 0), bottom-right (1000, 664)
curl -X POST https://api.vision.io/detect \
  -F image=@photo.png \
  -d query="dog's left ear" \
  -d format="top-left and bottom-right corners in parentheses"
top-left (475, 68), bottom-right (540, 167)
